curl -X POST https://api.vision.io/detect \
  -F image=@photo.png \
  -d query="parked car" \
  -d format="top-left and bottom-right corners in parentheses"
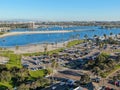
top-left (52, 86), bottom-right (56, 90)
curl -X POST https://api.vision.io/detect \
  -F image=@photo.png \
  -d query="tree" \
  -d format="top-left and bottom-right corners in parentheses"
top-left (95, 54), bottom-right (106, 64)
top-left (15, 45), bottom-right (19, 50)
top-left (103, 34), bottom-right (107, 40)
top-left (70, 35), bottom-right (75, 40)
top-left (99, 63), bottom-right (108, 70)
top-left (107, 59), bottom-right (115, 69)
top-left (117, 54), bottom-right (120, 63)
top-left (110, 32), bottom-right (113, 36)
top-left (51, 59), bottom-right (59, 69)
top-left (93, 35), bottom-right (100, 45)
top-left (76, 34), bottom-right (80, 40)
top-left (0, 71), bottom-right (11, 82)
top-left (55, 41), bottom-right (58, 48)
top-left (113, 76), bottom-right (118, 81)
top-left (0, 65), bottom-right (8, 72)
top-left (43, 43), bottom-right (48, 54)
top-left (93, 34), bottom-right (97, 39)
top-left (37, 78), bottom-right (50, 87)
top-left (80, 73), bottom-right (90, 84)
top-left (18, 68), bottom-right (29, 81)
top-left (51, 59), bottom-right (59, 83)
top-left (46, 68), bottom-right (53, 76)
top-left (17, 84), bottom-right (29, 90)
top-left (99, 42), bottom-right (104, 49)
top-left (30, 77), bottom-right (50, 89)
top-left (93, 67), bottom-right (101, 75)
top-left (84, 34), bottom-right (88, 42)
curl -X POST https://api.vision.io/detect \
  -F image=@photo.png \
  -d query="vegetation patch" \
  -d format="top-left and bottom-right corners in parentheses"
top-left (23, 48), bottom-right (65, 56)
top-left (0, 82), bottom-right (12, 90)
top-left (0, 65), bottom-right (49, 89)
top-left (0, 50), bottom-right (21, 68)
top-left (102, 64), bottom-right (120, 78)
top-left (0, 32), bottom-right (5, 35)
top-left (29, 69), bottom-right (46, 78)
top-left (85, 52), bottom-right (120, 78)
top-left (67, 40), bottom-right (84, 47)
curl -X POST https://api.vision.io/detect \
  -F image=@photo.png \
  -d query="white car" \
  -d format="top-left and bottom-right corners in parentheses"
top-left (52, 86), bottom-right (56, 90)
top-left (60, 82), bottom-right (65, 85)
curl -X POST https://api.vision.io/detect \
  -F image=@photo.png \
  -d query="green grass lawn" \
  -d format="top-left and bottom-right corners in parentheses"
top-left (6, 54), bottom-right (22, 68)
top-left (47, 48), bottom-right (64, 55)
top-left (29, 70), bottom-right (46, 78)
top-left (0, 50), bottom-right (22, 68)
top-left (67, 40), bottom-right (84, 48)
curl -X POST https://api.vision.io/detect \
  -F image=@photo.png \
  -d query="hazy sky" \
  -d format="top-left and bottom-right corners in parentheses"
top-left (0, 0), bottom-right (120, 21)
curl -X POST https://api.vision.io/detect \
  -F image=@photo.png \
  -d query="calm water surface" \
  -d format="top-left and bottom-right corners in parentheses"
top-left (0, 26), bottom-right (120, 47)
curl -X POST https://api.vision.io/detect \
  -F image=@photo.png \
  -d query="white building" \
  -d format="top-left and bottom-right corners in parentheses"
top-left (0, 27), bottom-right (11, 32)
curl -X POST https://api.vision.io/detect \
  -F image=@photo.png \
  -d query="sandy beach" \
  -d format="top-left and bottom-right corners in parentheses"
top-left (7, 41), bottom-right (68, 54)
top-left (5, 34), bottom-right (120, 54)
top-left (0, 56), bottom-right (9, 64)
top-left (0, 30), bottom-right (72, 38)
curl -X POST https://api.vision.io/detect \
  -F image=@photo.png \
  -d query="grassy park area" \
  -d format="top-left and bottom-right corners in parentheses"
top-left (0, 50), bottom-right (22, 68)
top-left (66, 40), bottom-right (84, 47)
top-left (29, 70), bottom-right (46, 78)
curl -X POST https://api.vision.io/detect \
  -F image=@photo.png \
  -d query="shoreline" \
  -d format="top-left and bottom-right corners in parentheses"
top-left (6, 41), bottom-right (69, 54)
top-left (1, 34), bottom-right (120, 54)
top-left (0, 30), bottom-right (73, 38)
top-left (0, 29), bottom-right (95, 38)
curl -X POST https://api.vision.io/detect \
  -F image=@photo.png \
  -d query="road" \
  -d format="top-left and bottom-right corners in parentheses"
top-left (42, 83), bottom-right (70, 90)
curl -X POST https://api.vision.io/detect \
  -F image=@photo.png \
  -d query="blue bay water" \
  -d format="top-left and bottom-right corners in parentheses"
top-left (0, 26), bottom-right (120, 47)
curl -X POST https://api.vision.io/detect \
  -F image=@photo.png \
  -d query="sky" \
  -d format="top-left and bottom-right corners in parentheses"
top-left (0, 0), bottom-right (120, 21)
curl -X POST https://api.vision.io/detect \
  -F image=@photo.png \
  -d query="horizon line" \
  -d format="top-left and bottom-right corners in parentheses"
top-left (0, 19), bottom-right (120, 22)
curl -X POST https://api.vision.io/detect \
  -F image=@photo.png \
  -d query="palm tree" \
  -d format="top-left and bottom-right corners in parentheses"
top-left (43, 43), bottom-right (48, 54)
top-left (99, 42), bottom-right (104, 50)
top-left (93, 34), bottom-right (97, 38)
top-left (115, 34), bottom-right (118, 39)
top-left (46, 68), bottom-right (53, 76)
top-left (76, 34), bottom-right (80, 40)
top-left (70, 34), bottom-right (75, 40)
top-left (45, 68), bottom-right (53, 82)
top-left (103, 34), bottom-right (107, 40)
top-left (110, 32), bottom-right (113, 36)
top-left (93, 34), bottom-right (97, 42)
top-left (51, 43), bottom-right (54, 48)
top-left (55, 41), bottom-right (58, 48)
top-left (15, 45), bottom-right (19, 50)
top-left (117, 54), bottom-right (120, 63)
top-left (84, 34), bottom-right (88, 42)
top-left (51, 59), bottom-right (59, 83)
top-left (93, 35), bottom-right (100, 46)
top-left (107, 59), bottom-right (115, 69)
top-left (93, 67), bottom-right (101, 75)
top-left (110, 32), bottom-right (113, 39)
